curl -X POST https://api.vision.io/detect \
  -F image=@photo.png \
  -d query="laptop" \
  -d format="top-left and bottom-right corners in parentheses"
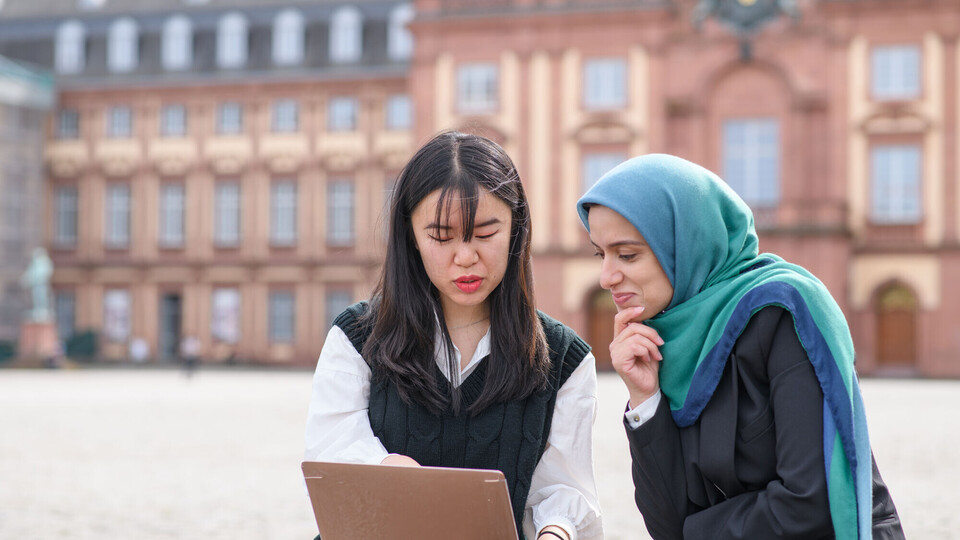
top-left (302, 461), bottom-right (519, 540)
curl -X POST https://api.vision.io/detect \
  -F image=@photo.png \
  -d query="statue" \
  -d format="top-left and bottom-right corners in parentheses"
top-left (20, 247), bottom-right (53, 323)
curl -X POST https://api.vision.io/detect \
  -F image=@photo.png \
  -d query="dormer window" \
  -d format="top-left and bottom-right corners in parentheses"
top-left (273, 8), bottom-right (305, 66)
top-left (55, 21), bottom-right (85, 74)
top-left (162, 15), bottom-right (193, 71)
top-left (388, 3), bottom-right (414, 61)
top-left (330, 6), bottom-right (362, 63)
top-left (108, 18), bottom-right (139, 73)
top-left (77, 0), bottom-right (105, 10)
top-left (218, 12), bottom-right (248, 69)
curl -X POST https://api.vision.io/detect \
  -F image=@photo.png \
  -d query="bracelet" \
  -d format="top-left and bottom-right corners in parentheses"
top-left (538, 531), bottom-right (566, 540)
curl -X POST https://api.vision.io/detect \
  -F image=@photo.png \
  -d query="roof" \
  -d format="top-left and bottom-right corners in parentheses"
top-left (0, 0), bottom-right (393, 20)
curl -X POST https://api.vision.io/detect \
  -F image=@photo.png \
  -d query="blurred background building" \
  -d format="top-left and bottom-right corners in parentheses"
top-left (0, 0), bottom-right (956, 375)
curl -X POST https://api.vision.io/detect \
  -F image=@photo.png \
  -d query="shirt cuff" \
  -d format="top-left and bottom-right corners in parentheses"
top-left (537, 516), bottom-right (577, 540)
top-left (624, 392), bottom-right (661, 430)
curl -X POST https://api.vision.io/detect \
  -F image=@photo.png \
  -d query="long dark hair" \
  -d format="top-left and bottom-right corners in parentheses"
top-left (362, 131), bottom-right (550, 415)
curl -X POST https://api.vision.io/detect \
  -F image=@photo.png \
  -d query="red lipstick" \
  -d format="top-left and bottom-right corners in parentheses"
top-left (455, 275), bottom-right (483, 293)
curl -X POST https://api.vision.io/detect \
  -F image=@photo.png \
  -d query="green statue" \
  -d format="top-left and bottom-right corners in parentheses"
top-left (20, 247), bottom-right (53, 322)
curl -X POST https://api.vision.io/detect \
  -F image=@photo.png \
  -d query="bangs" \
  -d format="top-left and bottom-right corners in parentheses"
top-left (432, 172), bottom-right (481, 241)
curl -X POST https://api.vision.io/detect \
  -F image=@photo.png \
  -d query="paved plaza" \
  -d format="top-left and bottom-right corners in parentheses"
top-left (0, 368), bottom-right (956, 539)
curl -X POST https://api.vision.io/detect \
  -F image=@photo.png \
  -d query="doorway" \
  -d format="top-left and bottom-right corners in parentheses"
top-left (875, 284), bottom-right (917, 367)
top-left (586, 288), bottom-right (617, 371)
top-left (159, 293), bottom-right (182, 360)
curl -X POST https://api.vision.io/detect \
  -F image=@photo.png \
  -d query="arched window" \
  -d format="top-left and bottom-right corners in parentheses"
top-left (55, 20), bottom-right (85, 74)
top-left (162, 15), bottom-right (193, 71)
top-left (387, 3), bottom-right (414, 61)
top-left (329, 6), bottom-right (362, 63)
top-left (217, 12), bottom-right (248, 69)
top-left (273, 8), bottom-right (305, 66)
top-left (108, 17), bottom-right (139, 73)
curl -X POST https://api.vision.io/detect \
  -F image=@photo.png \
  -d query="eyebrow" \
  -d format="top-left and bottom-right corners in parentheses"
top-left (590, 239), bottom-right (648, 249)
top-left (425, 217), bottom-right (503, 230)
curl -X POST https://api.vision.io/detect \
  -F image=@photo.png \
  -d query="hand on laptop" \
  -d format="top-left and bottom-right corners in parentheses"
top-left (380, 454), bottom-right (421, 467)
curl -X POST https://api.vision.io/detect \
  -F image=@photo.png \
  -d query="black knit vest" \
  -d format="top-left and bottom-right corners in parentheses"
top-left (333, 302), bottom-right (590, 538)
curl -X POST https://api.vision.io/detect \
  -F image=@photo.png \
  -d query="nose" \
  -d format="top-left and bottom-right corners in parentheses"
top-left (598, 257), bottom-right (622, 290)
top-left (453, 240), bottom-right (479, 268)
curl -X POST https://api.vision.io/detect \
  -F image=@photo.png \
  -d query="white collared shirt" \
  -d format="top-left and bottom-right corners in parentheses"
top-left (304, 322), bottom-right (603, 540)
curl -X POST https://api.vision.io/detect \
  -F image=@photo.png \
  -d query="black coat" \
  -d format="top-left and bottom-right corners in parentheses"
top-left (626, 306), bottom-right (904, 539)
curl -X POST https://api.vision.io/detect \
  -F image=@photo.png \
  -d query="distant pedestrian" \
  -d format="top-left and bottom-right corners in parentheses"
top-left (179, 335), bottom-right (200, 377)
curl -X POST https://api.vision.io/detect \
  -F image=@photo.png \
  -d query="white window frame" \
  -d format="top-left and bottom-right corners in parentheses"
top-left (108, 18), bottom-right (139, 73)
top-left (160, 104), bottom-right (187, 137)
top-left (159, 183), bottom-right (185, 248)
top-left (387, 3), bottom-right (414, 61)
top-left (55, 290), bottom-right (76, 341)
top-left (57, 109), bottom-right (80, 139)
top-left (327, 180), bottom-right (355, 246)
top-left (268, 290), bottom-right (295, 343)
top-left (55, 21), bottom-right (85, 74)
top-left (270, 180), bottom-right (298, 246)
top-left (327, 97), bottom-right (357, 132)
top-left (583, 58), bottom-right (626, 110)
top-left (162, 15), bottom-right (193, 71)
top-left (457, 63), bottom-right (498, 114)
top-left (105, 184), bottom-right (131, 248)
top-left (581, 152), bottom-right (626, 194)
top-left (272, 99), bottom-right (299, 133)
top-left (273, 8), bottom-right (305, 66)
top-left (214, 181), bottom-right (241, 247)
top-left (211, 288), bottom-right (241, 344)
top-left (385, 94), bottom-right (411, 130)
top-left (330, 6), bottom-right (363, 63)
top-left (103, 289), bottom-right (131, 343)
top-left (106, 106), bottom-right (132, 138)
top-left (870, 144), bottom-right (922, 224)
top-left (217, 12), bottom-right (248, 69)
top-left (217, 102), bottom-right (243, 135)
top-left (871, 45), bottom-right (921, 101)
top-left (722, 118), bottom-right (781, 208)
top-left (55, 186), bottom-right (78, 247)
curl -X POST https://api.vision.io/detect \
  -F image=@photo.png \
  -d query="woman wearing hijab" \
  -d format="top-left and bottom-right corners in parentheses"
top-left (577, 154), bottom-right (903, 539)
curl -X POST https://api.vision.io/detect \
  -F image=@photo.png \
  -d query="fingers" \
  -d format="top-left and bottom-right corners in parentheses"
top-left (614, 306), bottom-right (646, 335)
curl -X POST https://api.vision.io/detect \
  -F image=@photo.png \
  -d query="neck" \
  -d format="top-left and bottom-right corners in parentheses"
top-left (440, 300), bottom-right (490, 331)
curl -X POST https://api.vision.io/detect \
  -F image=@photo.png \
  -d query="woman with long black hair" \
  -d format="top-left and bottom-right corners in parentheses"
top-left (305, 131), bottom-right (602, 540)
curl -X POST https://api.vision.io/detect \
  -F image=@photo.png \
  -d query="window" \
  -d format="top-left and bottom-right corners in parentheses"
top-left (581, 153), bottom-right (625, 194)
top-left (457, 63), bottom-right (498, 113)
top-left (272, 99), bottom-right (299, 133)
top-left (77, 0), bottom-right (104, 10)
top-left (217, 102), bottom-right (243, 134)
top-left (722, 118), bottom-right (780, 208)
top-left (211, 288), bottom-right (240, 344)
top-left (273, 8), bottom-right (304, 66)
top-left (108, 18), bottom-right (139, 73)
top-left (871, 144), bottom-right (922, 224)
top-left (106, 106), bottom-right (132, 138)
top-left (159, 183), bottom-right (185, 247)
top-left (214, 182), bottom-right (241, 246)
top-left (160, 105), bottom-right (187, 137)
top-left (270, 181), bottom-right (297, 246)
top-left (327, 97), bottom-right (357, 132)
top-left (55, 186), bottom-right (78, 247)
top-left (872, 45), bottom-right (921, 100)
top-left (269, 290), bottom-right (295, 343)
top-left (327, 180), bottom-right (354, 246)
top-left (1, 164), bottom-right (25, 244)
top-left (105, 184), bottom-right (131, 248)
top-left (217, 12), bottom-right (248, 69)
top-left (55, 290), bottom-right (76, 341)
top-left (385, 94), bottom-right (411, 130)
top-left (103, 289), bottom-right (131, 342)
top-left (162, 15), bottom-right (192, 71)
top-left (55, 21), bottom-right (85, 74)
top-left (387, 3), bottom-right (414, 61)
top-left (57, 109), bottom-right (79, 139)
top-left (330, 6), bottom-right (362, 63)
top-left (583, 58), bottom-right (626, 109)
top-left (325, 289), bottom-right (353, 329)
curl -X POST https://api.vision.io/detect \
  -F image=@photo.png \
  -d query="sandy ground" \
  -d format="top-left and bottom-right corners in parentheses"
top-left (0, 368), bottom-right (955, 539)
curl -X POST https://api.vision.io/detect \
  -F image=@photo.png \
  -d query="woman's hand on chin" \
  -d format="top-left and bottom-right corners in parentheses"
top-left (611, 306), bottom-right (664, 408)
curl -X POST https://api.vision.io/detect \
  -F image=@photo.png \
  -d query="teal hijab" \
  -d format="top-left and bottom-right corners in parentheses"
top-left (578, 154), bottom-right (873, 540)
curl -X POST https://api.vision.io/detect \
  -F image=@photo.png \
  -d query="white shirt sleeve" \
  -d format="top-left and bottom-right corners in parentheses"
top-left (624, 391), bottom-right (662, 430)
top-left (303, 325), bottom-right (389, 465)
top-left (523, 352), bottom-right (604, 540)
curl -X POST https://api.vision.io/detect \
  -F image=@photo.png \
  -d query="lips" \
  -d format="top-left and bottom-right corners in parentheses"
top-left (455, 275), bottom-right (483, 293)
top-left (612, 292), bottom-right (636, 306)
